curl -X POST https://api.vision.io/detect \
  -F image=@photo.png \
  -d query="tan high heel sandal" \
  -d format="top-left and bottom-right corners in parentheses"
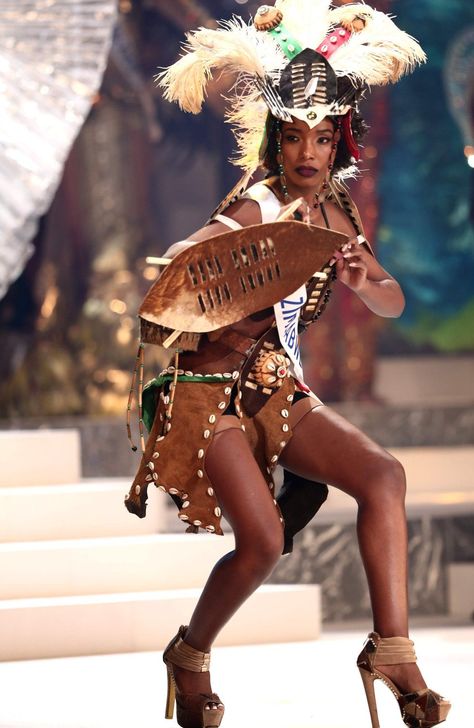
top-left (163, 626), bottom-right (225, 728)
top-left (357, 632), bottom-right (451, 728)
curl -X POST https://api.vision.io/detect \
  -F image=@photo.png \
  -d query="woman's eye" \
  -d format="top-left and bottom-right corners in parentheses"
top-left (284, 134), bottom-right (299, 142)
top-left (318, 137), bottom-right (331, 144)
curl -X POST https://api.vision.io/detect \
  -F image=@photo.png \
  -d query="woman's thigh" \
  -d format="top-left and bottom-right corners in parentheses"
top-left (281, 401), bottom-right (401, 502)
top-left (205, 416), bottom-right (284, 547)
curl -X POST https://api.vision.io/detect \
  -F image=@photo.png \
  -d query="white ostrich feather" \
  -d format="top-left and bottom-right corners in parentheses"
top-left (157, 17), bottom-right (287, 114)
top-left (226, 81), bottom-right (269, 173)
top-left (275, 0), bottom-right (332, 50)
top-left (328, 4), bottom-right (426, 85)
top-left (157, 51), bottom-right (212, 114)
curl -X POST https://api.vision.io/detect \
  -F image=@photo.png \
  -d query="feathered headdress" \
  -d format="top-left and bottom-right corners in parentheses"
top-left (158, 1), bottom-right (425, 174)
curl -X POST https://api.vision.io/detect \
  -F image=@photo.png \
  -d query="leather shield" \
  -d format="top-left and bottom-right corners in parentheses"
top-left (140, 221), bottom-right (346, 333)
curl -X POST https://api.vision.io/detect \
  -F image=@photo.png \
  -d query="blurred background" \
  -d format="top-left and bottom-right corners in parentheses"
top-left (0, 2), bottom-right (473, 726)
top-left (1, 0), bottom-right (473, 422)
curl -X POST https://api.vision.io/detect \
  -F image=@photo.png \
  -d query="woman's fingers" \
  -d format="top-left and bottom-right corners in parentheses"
top-left (329, 249), bottom-right (344, 265)
top-left (343, 251), bottom-right (365, 264)
top-left (329, 238), bottom-right (368, 267)
top-left (344, 254), bottom-right (368, 272)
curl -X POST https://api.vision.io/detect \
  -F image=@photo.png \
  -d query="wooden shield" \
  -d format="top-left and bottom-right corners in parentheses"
top-left (139, 221), bottom-right (346, 333)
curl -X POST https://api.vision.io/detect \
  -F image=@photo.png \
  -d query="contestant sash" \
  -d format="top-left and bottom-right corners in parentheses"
top-left (274, 286), bottom-right (307, 381)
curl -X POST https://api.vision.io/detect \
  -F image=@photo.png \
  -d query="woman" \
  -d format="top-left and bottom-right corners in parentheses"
top-left (125, 3), bottom-right (450, 727)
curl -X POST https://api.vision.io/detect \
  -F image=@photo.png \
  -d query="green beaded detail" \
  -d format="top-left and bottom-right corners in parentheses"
top-left (269, 24), bottom-right (302, 60)
top-left (142, 374), bottom-right (229, 432)
top-left (146, 374), bottom-right (225, 388)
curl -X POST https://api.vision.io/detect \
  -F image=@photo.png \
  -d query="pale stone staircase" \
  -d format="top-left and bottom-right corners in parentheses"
top-left (0, 430), bottom-right (321, 661)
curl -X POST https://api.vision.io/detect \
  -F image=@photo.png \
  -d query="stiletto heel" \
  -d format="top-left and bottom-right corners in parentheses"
top-left (165, 665), bottom-right (176, 719)
top-left (357, 632), bottom-right (451, 728)
top-left (163, 625), bottom-right (224, 728)
top-left (359, 666), bottom-right (381, 728)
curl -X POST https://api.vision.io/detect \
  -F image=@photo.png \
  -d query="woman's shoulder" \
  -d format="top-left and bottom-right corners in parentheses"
top-left (219, 179), bottom-right (281, 227)
top-left (221, 197), bottom-right (262, 227)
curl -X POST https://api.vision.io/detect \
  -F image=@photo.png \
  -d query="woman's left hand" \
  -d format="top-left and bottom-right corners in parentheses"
top-left (330, 239), bottom-right (370, 292)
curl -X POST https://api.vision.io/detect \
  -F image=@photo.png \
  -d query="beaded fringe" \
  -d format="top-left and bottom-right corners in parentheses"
top-left (127, 339), bottom-right (181, 454)
top-left (126, 342), bottom-right (145, 452)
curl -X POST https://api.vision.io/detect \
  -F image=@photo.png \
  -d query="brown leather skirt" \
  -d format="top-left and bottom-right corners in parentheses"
top-left (124, 363), bottom-right (298, 535)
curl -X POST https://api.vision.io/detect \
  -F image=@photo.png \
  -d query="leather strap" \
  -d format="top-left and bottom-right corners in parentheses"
top-left (213, 213), bottom-right (243, 231)
top-left (371, 634), bottom-right (417, 665)
top-left (165, 626), bottom-right (211, 673)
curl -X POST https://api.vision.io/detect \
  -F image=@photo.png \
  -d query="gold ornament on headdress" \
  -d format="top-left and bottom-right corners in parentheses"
top-left (339, 13), bottom-right (366, 33)
top-left (254, 5), bottom-right (283, 32)
top-left (337, 3), bottom-right (372, 34)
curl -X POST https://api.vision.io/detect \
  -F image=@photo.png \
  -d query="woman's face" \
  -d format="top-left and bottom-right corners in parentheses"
top-left (280, 117), bottom-right (337, 191)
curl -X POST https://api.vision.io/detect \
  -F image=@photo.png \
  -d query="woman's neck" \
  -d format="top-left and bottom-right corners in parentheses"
top-left (273, 176), bottom-right (322, 207)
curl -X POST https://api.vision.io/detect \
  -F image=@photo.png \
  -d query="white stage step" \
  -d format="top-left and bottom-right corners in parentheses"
top-left (318, 446), bottom-right (474, 524)
top-left (0, 429), bottom-right (81, 486)
top-left (0, 533), bottom-right (236, 600)
top-left (375, 355), bottom-right (474, 406)
top-left (0, 584), bottom-right (321, 661)
top-left (448, 564), bottom-right (474, 619)
top-left (2, 428), bottom-right (469, 662)
top-left (0, 479), bottom-right (166, 542)
top-left (2, 446), bottom-right (473, 541)
top-left (391, 446), bottom-right (474, 491)
top-left (0, 428), bottom-right (323, 661)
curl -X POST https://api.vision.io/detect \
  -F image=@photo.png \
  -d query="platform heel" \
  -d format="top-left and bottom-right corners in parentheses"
top-left (357, 632), bottom-right (451, 728)
top-left (163, 626), bottom-right (224, 728)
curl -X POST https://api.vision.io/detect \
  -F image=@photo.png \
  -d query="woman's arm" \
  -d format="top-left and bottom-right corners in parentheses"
top-left (327, 204), bottom-right (405, 318)
top-left (164, 198), bottom-right (261, 258)
top-left (334, 240), bottom-right (405, 318)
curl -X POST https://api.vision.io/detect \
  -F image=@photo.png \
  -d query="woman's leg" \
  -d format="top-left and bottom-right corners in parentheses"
top-left (280, 402), bottom-right (426, 694)
top-left (173, 416), bottom-right (284, 695)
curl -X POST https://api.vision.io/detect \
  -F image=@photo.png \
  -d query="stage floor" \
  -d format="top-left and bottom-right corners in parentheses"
top-left (0, 623), bottom-right (471, 728)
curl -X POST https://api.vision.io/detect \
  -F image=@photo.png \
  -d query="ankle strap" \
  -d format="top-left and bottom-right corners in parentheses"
top-left (369, 632), bottom-right (417, 665)
top-left (166, 626), bottom-right (211, 672)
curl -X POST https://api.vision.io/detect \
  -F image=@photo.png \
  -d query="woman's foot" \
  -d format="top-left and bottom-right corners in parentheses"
top-left (376, 661), bottom-right (427, 695)
top-left (357, 633), bottom-right (450, 728)
top-left (172, 663), bottom-right (213, 696)
top-left (163, 626), bottom-right (224, 727)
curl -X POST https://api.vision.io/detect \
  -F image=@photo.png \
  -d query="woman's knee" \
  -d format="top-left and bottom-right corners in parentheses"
top-left (364, 452), bottom-right (406, 504)
top-left (236, 521), bottom-right (284, 573)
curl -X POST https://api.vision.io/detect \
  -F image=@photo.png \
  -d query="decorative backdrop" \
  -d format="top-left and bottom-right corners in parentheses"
top-left (378, 0), bottom-right (474, 352)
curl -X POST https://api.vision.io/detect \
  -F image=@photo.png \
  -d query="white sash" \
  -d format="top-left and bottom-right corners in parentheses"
top-left (273, 285), bottom-right (307, 381)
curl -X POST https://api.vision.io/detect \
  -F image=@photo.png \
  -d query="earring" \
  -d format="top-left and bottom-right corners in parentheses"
top-left (276, 120), bottom-right (290, 201)
top-left (314, 147), bottom-right (337, 208)
top-left (321, 141), bottom-right (337, 194)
